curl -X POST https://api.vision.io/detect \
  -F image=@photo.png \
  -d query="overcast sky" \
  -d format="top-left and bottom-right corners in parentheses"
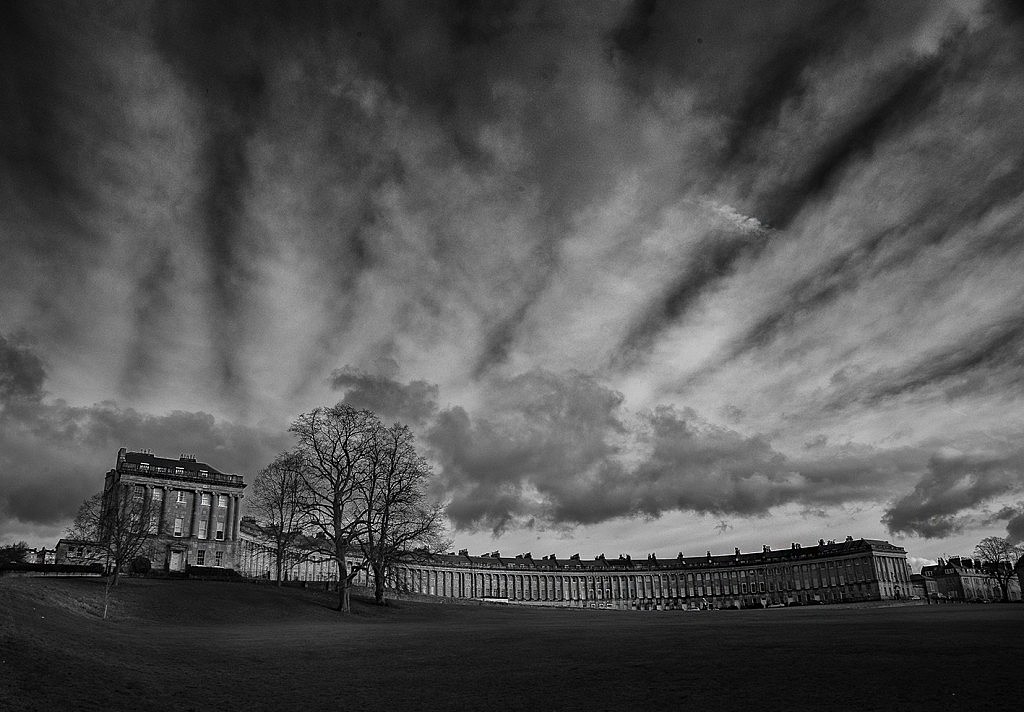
top-left (3, 1), bottom-right (1023, 568)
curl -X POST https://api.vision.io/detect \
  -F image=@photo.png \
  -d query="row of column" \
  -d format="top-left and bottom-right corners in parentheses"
top-left (235, 537), bottom-right (340, 582)
top-left (396, 557), bottom-right (892, 602)
top-left (398, 569), bottom-right (702, 601)
top-left (145, 484), bottom-right (243, 541)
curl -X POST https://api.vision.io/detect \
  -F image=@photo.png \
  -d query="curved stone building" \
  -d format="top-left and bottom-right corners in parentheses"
top-left (389, 537), bottom-right (912, 609)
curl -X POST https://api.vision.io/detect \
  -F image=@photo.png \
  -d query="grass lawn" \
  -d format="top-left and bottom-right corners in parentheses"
top-left (1, 576), bottom-right (1021, 711)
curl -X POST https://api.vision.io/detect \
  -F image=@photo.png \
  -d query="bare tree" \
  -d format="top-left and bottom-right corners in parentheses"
top-left (289, 404), bottom-right (379, 612)
top-left (250, 451), bottom-right (312, 586)
top-left (68, 485), bottom-right (155, 618)
top-left (361, 422), bottom-right (448, 605)
top-left (973, 536), bottom-right (1023, 602)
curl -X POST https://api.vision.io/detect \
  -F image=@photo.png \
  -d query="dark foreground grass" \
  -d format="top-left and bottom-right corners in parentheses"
top-left (1, 577), bottom-right (1021, 712)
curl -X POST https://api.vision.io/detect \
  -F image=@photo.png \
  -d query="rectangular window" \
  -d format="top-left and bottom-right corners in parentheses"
top-left (149, 513), bottom-right (159, 534)
top-left (214, 551), bottom-right (223, 567)
top-left (173, 517), bottom-right (183, 537)
top-left (196, 550), bottom-right (206, 566)
top-left (215, 521), bottom-right (225, 540)
top-left (176, 490), bottom-right (185, 503)
top-left (133, 485), bottom-right (145, 499)
top-left (175, 466), bottom-right (184, 475)
top-left (200, 470), bottom-right (208, 477)
top-left (198, 520), bottom-right (208, 539)
top-left (139, 462), bottom-right (149, 472)
top-left (218, 495), bottom-right (228, 508)
top-left (201, 493), bottom-right (211, 506)
top-left (152, 488), bottom-right (163, 501)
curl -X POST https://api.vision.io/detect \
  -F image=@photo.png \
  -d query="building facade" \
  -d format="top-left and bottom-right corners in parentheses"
top-left (235, 516), bottom-right (341, 583)
top-left (920, 557), bottom-right (1022, 602)
top-left (102, 448), bottom-right (246, 572)
top-left (910, 573), bottom-right (938, 599)
top-left (385, 537), bottom-right (912, 609)
top-left (54, 539), bottom-right (105, 566)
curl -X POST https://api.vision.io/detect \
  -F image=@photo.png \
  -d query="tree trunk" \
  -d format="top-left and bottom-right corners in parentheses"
top-left (335, 554), bottom-right (351, 612)
top-left (374, 565), bottom-right (385, 605)
top-left (102, 576), bottom-right (114, 620)
top-left (337, 580), bottom-right (351, 612)
top-left (275, 554), bottom-right (284, 587)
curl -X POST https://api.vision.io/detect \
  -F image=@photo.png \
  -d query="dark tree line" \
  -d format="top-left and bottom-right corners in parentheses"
top-left (0, 540), bottom-right (31, 563)
top-left (251, 403), bottom-right (447, 612)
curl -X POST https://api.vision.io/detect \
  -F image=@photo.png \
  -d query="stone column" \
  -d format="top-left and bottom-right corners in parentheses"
top-left (232, 495), bottom-right (242, 540)
top-left (142, 484), bottom-right (152, 531)
top-left (207, 493), bottom-right (219, 541)
top-left (225, 495), bottom-right (235, 541)
top-left (158, 486), bottom-right (171, 534)
top-left (189, 489), bottom-right (201, 538)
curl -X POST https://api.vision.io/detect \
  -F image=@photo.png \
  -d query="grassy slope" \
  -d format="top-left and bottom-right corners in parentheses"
top-left (1, 577), bottom-right (1022, 712)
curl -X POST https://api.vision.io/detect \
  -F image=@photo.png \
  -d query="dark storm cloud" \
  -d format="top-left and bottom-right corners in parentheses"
top-left (715, 2), bottom-right (870, 171)
top-left (151, 1), bottom-right (280, 393)
top-left (882, 449), bottom-right (1024, 538)
top-left (122, 247), bottom-right (177, 395)
top-left (826, 318), bottom-right (1024, 410)
top-left (719, 201), bottom-right (1001, 366)
top-left (0, 333), bottom-right (46, 406)
top-left (752, 51), bottom-right (949, 230)
top-left (1005, 510), bottom-right (1024, 544)
top-left (426, 370), bottom-right (925, 534)
top-left (4, 0), bottom-right (1023, 558)
top-left (474, 299), bottom-right (534, 378)
top-left (427, 370), bottom-right (625, 534)
top-left (329, 366), bottom-right (439, 426)
top-left (606, 3), bottom-right (966, 366)
top-left (0, 335), bottom-right (285, 536)
top-left (987, 504), bottom-right (1024, 543)
top-left (614, 228), bottom-right (765, 365)
top-left (0, 2), bottom-right (94, 224)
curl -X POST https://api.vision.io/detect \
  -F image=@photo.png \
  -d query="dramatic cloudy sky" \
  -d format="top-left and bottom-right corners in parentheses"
top-left (3, 0), bottom-right (1024, 567)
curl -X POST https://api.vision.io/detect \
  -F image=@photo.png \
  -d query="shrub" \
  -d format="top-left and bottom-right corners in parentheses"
top-left (131, 556), bottom-right (152, 574)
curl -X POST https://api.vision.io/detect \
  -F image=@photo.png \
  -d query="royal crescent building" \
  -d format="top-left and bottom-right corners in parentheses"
top-left (77, 449), bottom-right (915, 609)
top-left (101, 448), bottom-right (247, 572)
top-left (382, 538), bottom-right (913, 610)
top-left (236, 526), bottom-right (914, 609)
